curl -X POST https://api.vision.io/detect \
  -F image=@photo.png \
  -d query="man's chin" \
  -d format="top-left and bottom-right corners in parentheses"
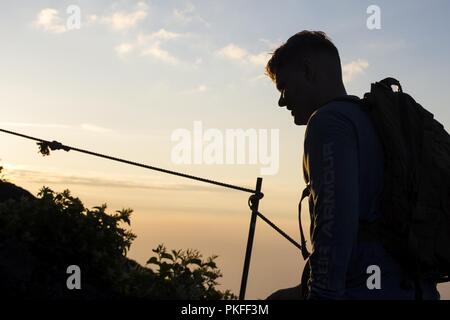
top-left (293, 114), bottom-right (306, 126)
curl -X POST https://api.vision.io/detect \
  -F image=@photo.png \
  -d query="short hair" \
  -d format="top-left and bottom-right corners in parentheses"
top-left (265, 30), bottom-right (341, 83)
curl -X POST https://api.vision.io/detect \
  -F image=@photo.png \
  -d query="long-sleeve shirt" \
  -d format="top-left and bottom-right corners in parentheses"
top-left (302, 96), bottom-right (440, 300)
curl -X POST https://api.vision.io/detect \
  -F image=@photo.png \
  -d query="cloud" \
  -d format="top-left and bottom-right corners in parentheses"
top-left (0, 122), bottom-right (113, 134)
top-left (80, 123), bottom-right (113, 134)
top-left (217, 44), bottom-right (248, 61)
top-left (217, 44), bottom-right (270, 67)
top-left (86, 14), bottom-right (99, 25)
top-left (115, 42), bottom-right (135, 57)
top-left (0, 122), bottom-right (70, 129)
top-left (178, 85), bottom-right (208, 95)
top-left (138, 29), bottom-right (182, 42)
top-left (33, 8), bottom-right (66, 34)
top-left (259, 38), bottom-right (283, 51)
top-left (172, 2), bottom-right (210, 28)
top-left (4, 167), bottom-right (223, 193)
top-left (140, 41), bottom-right (179, 65)
top-left (100, 1), bottom-right (148, 31)
top-left (248, 74), bottom-right (269, 83)
top-left (34, 2), bottom-right (148, 34)
top-left (115, 29), bottom-right (184, 64)
top-left (248, 52), bottom-right (270, 66)
top-left (173, 3), bottom-right (194, 24)
top-left (342, 59), bottom-right (369, 84)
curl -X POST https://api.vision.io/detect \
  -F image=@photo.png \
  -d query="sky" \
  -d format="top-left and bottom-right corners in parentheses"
top-left (0, 0), bottom-right (449, 299)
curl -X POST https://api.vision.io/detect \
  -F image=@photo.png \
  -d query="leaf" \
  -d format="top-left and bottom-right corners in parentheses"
top-left (188, 258), bottom-right (202, 266)
top-left (146, 256), bottom-right (159, 265)
top-left (161, 252), bottom-right (173, 261)
top-left (159, 262), bottom-right (171, 276)
top-left (37, 141), bottom-right (51, 156)
top-left (171, 249), bottom-right (181, 260)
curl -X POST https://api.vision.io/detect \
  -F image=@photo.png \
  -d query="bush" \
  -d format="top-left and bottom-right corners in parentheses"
top-left (146, 244), bottom-right (236, 299)
top-left (0, 180), bottom-right (236, 300)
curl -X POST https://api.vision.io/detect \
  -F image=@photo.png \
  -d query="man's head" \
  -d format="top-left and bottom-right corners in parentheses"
top-left (266, 30), bottom-right (346, 125)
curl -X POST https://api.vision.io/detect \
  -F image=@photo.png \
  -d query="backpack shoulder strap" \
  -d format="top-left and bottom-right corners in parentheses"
top-left (299, 185), bottom-right (311, 260)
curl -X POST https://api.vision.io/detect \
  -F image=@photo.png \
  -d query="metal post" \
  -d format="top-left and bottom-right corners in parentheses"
top-left (239, 177), bottom-right (263, 300)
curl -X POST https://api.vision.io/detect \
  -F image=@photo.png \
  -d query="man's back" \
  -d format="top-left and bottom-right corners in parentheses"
top-left (302, 96), bottom-right (440, 299)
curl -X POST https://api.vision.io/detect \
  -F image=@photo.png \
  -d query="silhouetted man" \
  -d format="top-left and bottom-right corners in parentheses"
top-left (265, 30), bottom-right (439, 299)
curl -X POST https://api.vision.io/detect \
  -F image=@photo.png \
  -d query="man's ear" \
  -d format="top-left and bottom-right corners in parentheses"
top-left (301, 59), bottom-right (316, 82)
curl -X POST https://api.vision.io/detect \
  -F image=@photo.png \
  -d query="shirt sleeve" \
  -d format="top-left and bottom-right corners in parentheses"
top-left (303, 109), bottom-right (360, 300)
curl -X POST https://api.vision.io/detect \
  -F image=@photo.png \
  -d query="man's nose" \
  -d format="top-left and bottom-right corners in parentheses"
top-left (278, 92), bottom-right (286, 107)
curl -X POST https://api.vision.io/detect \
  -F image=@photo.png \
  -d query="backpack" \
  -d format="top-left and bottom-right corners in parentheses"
top-left (298, 77), bottom-right (450, 298)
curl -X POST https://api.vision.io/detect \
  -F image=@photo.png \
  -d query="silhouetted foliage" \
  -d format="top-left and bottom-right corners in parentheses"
top-left (0, 176), bottom-right (236, 300)
top-left (37, 141), bottom-right (51, 156)
top-left (146, 244), bottom-right (235, 299)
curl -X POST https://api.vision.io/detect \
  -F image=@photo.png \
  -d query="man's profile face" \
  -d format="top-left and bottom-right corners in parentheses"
top-left (276, 64), bottom-right (315, 126)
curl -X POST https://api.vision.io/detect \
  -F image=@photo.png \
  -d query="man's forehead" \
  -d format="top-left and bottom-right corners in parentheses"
top-left (275, 67), bottom-right (288, 90)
